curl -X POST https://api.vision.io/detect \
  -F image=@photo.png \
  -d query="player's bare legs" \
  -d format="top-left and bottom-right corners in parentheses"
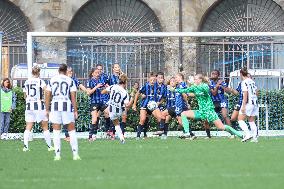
top-left (23, 121), bottom-right (53, 151)
top-left (221, 108), bottom-right (231, 125)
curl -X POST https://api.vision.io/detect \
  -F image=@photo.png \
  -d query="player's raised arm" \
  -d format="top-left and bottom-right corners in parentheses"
top-left (229, 87), bottom-right (239, 95)
top-left (175, 86), bottom-right (194, 94)
top-left (87, 83), bottom-right (103, 95)
top-left (79, 83), bottom-right (87, 92)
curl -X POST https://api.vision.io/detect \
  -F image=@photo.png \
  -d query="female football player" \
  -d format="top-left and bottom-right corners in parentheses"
top-left (238, 67), bottom-right (258, 142)
top-left (23, 66), bottom-right (53, 151)
top-left (87, 68), bottom-right (110, 141)
top-left (102, 74), bottom-right (131, 143)
top-left (175, 74), bottom-right (243, 139)
top-left (132, 72), bottom-right (164, 139)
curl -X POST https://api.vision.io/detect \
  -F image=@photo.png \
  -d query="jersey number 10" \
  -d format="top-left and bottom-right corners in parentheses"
top-left (110, 91), bottom-right (122, 103)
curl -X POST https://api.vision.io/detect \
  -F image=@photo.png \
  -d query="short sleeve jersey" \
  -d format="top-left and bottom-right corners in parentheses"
top-left (46, 74), bottom-right (77, 112)
top-left (241, 78), bottom-right (258, 105)
top-left (23, 77), bottom-right (46, 110)
top-left (107, 84), bottom-right (130, 114)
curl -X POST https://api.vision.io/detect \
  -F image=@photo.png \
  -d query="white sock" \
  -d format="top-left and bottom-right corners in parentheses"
top-left (249, 122), bottom-right (258, 139)
top-left (115, 125), bottom-right (124, 141)
top-left (238, 120), bottom-right (250, 136)
top-left (43, 130), bottom-right (52, 148)
top-left (68, 130), bottom-right (78, 156)
top-left (23, 130), bottom-right (30, 148)
top-left (53, 130), bottom-right (61, 157)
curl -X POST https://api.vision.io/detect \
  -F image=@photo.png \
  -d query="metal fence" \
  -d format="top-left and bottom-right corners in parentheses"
top-left (27, 75), bottom-right (284, 133)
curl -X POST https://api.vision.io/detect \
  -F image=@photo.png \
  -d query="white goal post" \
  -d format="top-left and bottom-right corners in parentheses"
top-left (24, 31), bottom-right (284, 138)
top-left (26, 31), bottom-right (284, 78)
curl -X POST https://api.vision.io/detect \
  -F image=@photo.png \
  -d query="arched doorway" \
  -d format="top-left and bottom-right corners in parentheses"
top-left (197, 0), bottom-right (284, 75)
top-left (67, 0), bottom-right (163, 84)
top-left (0, 0), bottom-right (30, 77)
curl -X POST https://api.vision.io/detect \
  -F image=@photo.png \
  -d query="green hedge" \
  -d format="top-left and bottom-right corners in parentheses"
top-left (9, 88), bottom-right (284, 133)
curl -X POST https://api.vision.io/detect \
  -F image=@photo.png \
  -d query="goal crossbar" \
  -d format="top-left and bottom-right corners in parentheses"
top-left (27, 31), bottom-right (284, 77)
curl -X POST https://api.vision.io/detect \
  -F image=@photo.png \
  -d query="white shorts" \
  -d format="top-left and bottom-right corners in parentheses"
top-left (25, 110), bottom-right (48, 123)
top-left (240, 104), bottom-right (259, 117)
top-left (49, 111), bottom-right (75, 125)
top-left (109, 112), bottom-right (122, 121)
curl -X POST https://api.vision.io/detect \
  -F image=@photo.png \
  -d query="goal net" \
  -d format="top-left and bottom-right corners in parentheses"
top-left (21, 32), bottom-right (284, 137)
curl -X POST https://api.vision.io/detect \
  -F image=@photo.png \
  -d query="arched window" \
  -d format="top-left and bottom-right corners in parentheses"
top-left (67, 0), bottom-right (164, 83)
top-left (198, 0), bottom-right (284, 75)
top-left (0, 0), bottom-right (30, 77)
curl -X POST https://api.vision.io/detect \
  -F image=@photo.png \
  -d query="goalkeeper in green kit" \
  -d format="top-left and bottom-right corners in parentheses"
top-left (174, 74), bottom-right (243, 139)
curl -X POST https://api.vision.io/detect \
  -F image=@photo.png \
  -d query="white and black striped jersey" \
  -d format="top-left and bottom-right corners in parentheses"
top-left (241, 78), bottom-right (258, 105)
top-left (23, 77), bottom-right (46, 111)
top-left (46, 74), bottom-right (77, 112)
top-left (107, 85), bottom-right (130, 114)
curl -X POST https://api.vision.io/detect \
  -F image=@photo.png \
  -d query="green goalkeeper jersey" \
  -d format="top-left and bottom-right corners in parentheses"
top-left (176, 83), bottom-right (214, 112)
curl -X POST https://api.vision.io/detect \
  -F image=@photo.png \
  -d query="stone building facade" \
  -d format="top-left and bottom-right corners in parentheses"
top-left (2, 0), bottom-right (284, 79)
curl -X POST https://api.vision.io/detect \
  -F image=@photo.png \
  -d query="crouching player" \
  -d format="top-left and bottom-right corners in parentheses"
top-left (156, 75), bottom-right (195, 139)
top-left (102, 74), bottom-right (131, 143)
top-left (132, 72), bottom-right (164, 139)
top-left (174, 74), bottom-right (243, 139)
top-left (23, 66), bottom-right (53, 152)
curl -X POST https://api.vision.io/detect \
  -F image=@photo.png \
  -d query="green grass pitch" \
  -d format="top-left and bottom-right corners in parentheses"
top-left (0, 137), bottom-right (284, 189)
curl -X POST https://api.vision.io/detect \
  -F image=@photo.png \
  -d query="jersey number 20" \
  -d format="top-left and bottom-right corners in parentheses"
top-left (52, 81), bottom-right (68, 96)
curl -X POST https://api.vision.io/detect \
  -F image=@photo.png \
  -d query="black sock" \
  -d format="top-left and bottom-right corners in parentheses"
top-left (190, 131), bottom-right (195, 137)
top-left (105, 117), bottom-right (111, 132)
top-left (89, 124), bottom-right (95, 138)
top-left (137, 124), bottom-right (142, 138)
top-left (231, 121), bottom-right (238, 130)
top-left (205, 129), bottom-right (211, 138)
top-left (111, 122), bottom-right (115, 135)
top-left (93, 124), bottom-right (98, 135)
top-left (120, 122), bottom-right (126, 135)
top-left (164, 123), bottom-right (169, 136)
top-left (160, 119), bottom-right (165, 131)
top-left (143, 124), bottom-right (149, 137)
top-left (145, 117), bottom-right (149, 125)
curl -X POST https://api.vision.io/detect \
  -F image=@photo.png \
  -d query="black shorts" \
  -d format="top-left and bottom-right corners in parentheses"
top-left (90, 103), bottom-right (108, 112)
top-left (168, 107), bottom-right (177, 118)
top-left (159, 105), bottom-right (166, 111)
top-left (168, 107), bottom-right (188, 118)
top-left (213, 101), bottom-right (222, 112)
top-left (140, 107), bottom-right (155, 115)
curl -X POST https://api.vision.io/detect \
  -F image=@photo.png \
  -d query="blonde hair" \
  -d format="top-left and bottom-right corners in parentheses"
top-left (119, 74), bottom-right (128, 84)
top-left (32, 66), bottom-right (41, 76)
top-left (195, 74), bottom-right (209, 84)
